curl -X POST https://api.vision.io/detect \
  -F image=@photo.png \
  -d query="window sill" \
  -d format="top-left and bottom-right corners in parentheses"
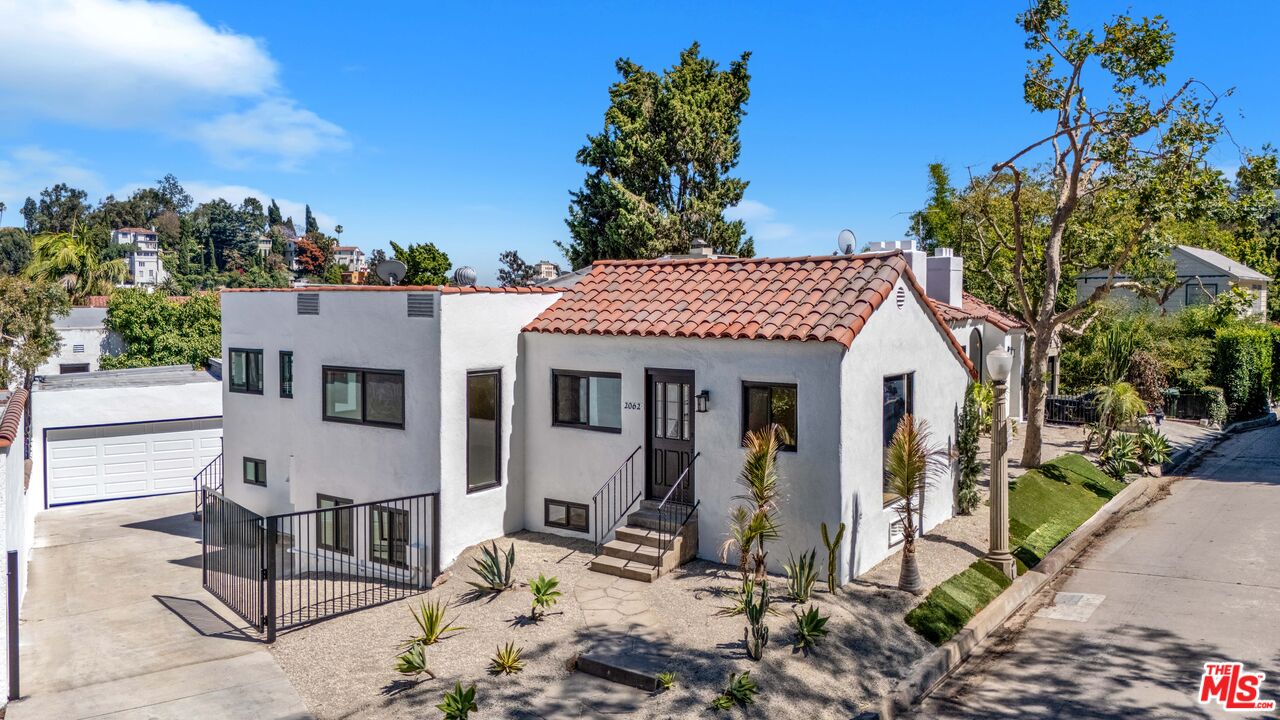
top-left (467, 482), bottom-right (501, 495)
top-left (546, 522), bottom-right (589, 533)
top-left (230, 388), bottom-right (264, 395)
top-left (551, 422), bottom-right (622, 434)
top-left (883, 493), bottom-right (904, 509)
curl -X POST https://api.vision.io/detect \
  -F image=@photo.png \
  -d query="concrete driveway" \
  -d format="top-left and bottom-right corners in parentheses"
top-left (913, 424), bottom-right (1280, 719)
top-left (6, 494), bottom-right (310, 719)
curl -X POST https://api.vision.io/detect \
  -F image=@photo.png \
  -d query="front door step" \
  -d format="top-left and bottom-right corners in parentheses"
top-left (588, 554), bottom-right (658, 582)
top-left (576, 626), bottom-right (673, 692)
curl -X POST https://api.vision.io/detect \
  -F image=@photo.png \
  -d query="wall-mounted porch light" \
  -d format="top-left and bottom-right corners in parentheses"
top-left (695, 390), bottom-right (710, 413)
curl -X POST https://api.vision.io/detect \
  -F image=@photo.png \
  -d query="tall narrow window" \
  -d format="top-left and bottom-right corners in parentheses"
top-left (369, 505), bottom-right (408, 567)
top-left (317, 494), bottom-right (352, 554)
top-left (552, 370), bottom-right (621, 432)
top-left (229, 349), bottom-right (264, 394)
top-left (883, 373), bottom-right (914, 499)
top-left (467, 370), bottom-right (501, 492)
top-left (967, 329), bottom-right (983, 383)
top-left (279, 351), bottom-right (294, 399)
top-left (742, 383), bottom-right (798, 450)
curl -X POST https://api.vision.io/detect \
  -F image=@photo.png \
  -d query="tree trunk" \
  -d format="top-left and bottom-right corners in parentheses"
top-left (898, 547), bottom-right (924, 595)
top-left (1020, 329), bottom-right (1054, 468)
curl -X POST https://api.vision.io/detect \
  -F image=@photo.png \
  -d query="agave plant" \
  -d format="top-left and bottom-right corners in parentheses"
top-left (1136, 426), bottom-right (1172, 469)
top-left (488, 642), bottom-right (524, 675)
top-left (656, 671), bottom-right (677, 691)
top-left (792, 605), bottom-right (830, 651)
top-left (884, 415), bottom-right (948, 595)
top-left (436, 682), bottom-right (478, 720)
top-left (723, 671), bottom-right (760, 706)
top-left (1101, 433), bottom-right (1142, 481)
top-left (402, 599), bottom-right (465, 648)
top-left (467, 541), bottom-right (516, 595)
top-left (784, 548), bottom-right (818, 603)
top-left (820, 522), bottom-right (846, 594)
top-left (528, 574), bottom-right (561, 621)
top-left (394, 641), bottom-right (433, 677)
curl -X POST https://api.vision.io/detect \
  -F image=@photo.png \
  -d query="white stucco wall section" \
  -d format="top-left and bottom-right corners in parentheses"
top-left (949, 317), bottom-right (1026, 419)
top-left (1, 402), bottom-right (32, 703)
top-left (840, 277), bottom-right (972, 579)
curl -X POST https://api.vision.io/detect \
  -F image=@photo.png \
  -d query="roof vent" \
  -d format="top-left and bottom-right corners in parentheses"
top-left (688, 237), bottom-right (714, 259)
top-left (407, 294), bottom-right (435, 318)
top-left (297, 293), bottom-right (319, 315)
top-left (73, 344), bottom-right (85, 353)
top-left (895, 286), bottom-right (907, 310)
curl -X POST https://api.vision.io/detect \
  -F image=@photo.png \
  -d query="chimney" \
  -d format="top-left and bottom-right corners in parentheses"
top-left (688, 237), bottom-right (714, 259)
top-left (926, 248), bottom-right (964, 308)
top-left (866, 239), bottom-right (927, 283)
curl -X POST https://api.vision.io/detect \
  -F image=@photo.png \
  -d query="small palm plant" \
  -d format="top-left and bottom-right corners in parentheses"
top-left (723, 425), bottom-right (788, 582)
top-left (467, 541), bottom-right (516, 595)
top-left (791, 605), bottom-right (830, 651)
top-left (394, 641), bottom-right (433, 677)
top-left (820, 522), bottom-right (845, 594)
top-left (488, 642), bottom-right (525, 675)
top-left (884, 415), bottom-right (948, 595)
top-left (783, 548), bottom-right (818, 603)
top-left (436, 682), bottom-right (478, 720)
top-left (402, 599), bottom-right (465, 648)
top-left (528, 574), bottom-right (561, 621)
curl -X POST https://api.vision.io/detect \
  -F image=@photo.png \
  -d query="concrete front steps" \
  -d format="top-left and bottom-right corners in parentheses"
top-left (588, 503), bottom-right (697, 583)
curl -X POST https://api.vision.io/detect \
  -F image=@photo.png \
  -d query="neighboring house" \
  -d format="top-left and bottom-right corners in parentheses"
top-left (334, 246), bottom-right (367, 272)
top-left (256, 234), bottom-right (273, 257)
top-left (532, 260), bottom-right (561, 281)
top-left (1077, 245), bottom-right (1271, 317)
top-left (219, 249), bottom-right (974, 584)
top-left (111, 227), bottom-right (167, 287)
top-left (30, 366), bottom-right (223, 507)
top-left (35, 307), bottom-right (125, 376)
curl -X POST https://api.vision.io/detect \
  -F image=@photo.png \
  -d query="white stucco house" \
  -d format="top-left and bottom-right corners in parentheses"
top-left (1077, 244), bottom-right (1271, 317)
top-left (34, 307), bottom-right (125, 376)
top-left (219, 248), bottom-right (976, 585)
top-left (112, 228), bottom-right (168, 287)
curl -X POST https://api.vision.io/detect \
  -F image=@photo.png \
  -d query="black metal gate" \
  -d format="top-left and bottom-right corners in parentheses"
top-left (200, 489), bottom-right (439, 641)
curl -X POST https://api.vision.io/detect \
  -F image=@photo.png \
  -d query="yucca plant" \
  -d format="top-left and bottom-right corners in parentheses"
top-left (784, 548), bottom-right (818, 603)
top-left (488, 642), bottom-right (524, 675)
top-left (528, 574), bottom-right (561, 621)
top-left (394, 641), bottom-right (433, 677)
top-left (402, 599), bottom-right (465, 648)
top-left (1101, 432), bottom-right (1142, 481)
top-left (467, 541), bottom-right (516, 595)
top-left (732, 425), bottom-right (788, 580)
top-left (1093, 380), bottom-right (1146, 450)
top-left (1136, 426), bottom-right (1171, 470)
top-left (792, 604), bottom-right (830, 651)
top-left (742, 578), bottom-right (770, 660)
top-left (436, 682), bottom-right (478, 720)
top-left (724, 671), bottom-right (760, 706)
top-left (884, 415), bottom-right (948, 595)
top-left (820, 522), bottom-right (846, 594)
top-left (656, 671), bottom-right (677, 691)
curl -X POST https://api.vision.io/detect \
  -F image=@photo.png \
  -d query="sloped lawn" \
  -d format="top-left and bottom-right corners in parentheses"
top-left (905, 453), bottom-right (1125, 644)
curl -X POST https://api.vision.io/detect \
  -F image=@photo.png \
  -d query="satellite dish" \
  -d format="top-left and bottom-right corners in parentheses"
top-left (452, 266), bottom-right (478, 287)
top-left (376, 259), bottom-right (407, 286)
top-left (837, 228), bottom-right (857, 255)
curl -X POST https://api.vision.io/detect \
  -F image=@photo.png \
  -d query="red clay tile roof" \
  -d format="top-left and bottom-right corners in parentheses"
top-left (0, 388), bottom-right (28, 449)
top-left (524, 252), bottom-right (977, 376)
top-left (82, 295), bottom-right (110, 308)
top-left (930, 293), bottom-right (1026, 332)
top-left (113, 227), bottom-right (156, 234)
top-left (221, 285), bottom-right (561, 294)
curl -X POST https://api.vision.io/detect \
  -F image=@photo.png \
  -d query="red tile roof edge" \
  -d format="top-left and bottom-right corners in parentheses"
top-left (0, 388), bottom-right (29, 448)
top-left (591, 251), bottom-right (904, 268)
top-left (222, 285), bottom-right (562, 294)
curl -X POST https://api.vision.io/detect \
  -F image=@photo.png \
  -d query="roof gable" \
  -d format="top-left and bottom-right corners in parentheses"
top-left (1173, 245), bottom-right (1270, 282)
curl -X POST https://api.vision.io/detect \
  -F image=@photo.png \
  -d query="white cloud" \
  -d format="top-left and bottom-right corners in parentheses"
top-left (726, 199), bottom-right (795, 241)
top-left (191, 99), bottom-right (349, 171)
top-left (0, 145), bottom-right (103, 216)
top-left (181, 181), bottom-right (338, 233)
top-left (0, 0), bottom-right (345, 169)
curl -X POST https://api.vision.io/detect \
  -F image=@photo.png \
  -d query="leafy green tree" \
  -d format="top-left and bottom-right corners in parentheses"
top-left (363, 248), bottom-right (388, 285)
top-left (560, 43), bottom-right (754, 268)
top-left (100, 290), bottom-right (220, 370)
top-left (240, 198), bottom-right (266, 235)
top-left (22, 184), bottom-right (91, 234)
top-left (267, 199), bottom-right (284, 228)
top-left (0, 276), bottom-right (71, 389)
top-left (305, 204), bottom-right (318, 234)
top-left (0, 227), bottom-right (32, 275)
top-left (26, 229), bottom-right (129, 303)
top-left (294, 232), bottom-right (336, 277)
top-left (0, 201), bottom-right (7, 225)
top-left (189, 199), bottom-right (257, 271)
top-left (156, 174), bottom-right (193, 213)
top-left (391, 241), bottom-right (451, 285)
top-left (497, 250), bottom-right (534, 287)
top-left (907, 163), bottom-right (963, 252)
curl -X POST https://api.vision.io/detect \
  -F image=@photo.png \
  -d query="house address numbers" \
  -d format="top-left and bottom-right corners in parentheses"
top-left (624, 401), bottom-right (642, 411)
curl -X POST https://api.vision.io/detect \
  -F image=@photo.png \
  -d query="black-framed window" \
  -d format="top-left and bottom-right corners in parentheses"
top-left (467, 370), bottom-right (501, 492)
top-left (552, 370), bottom-right (622, 432)
top-left (230, 349), bottom-right (264, 394)
top-left (369, 505), bottom-right (408, 568)
top-left (967, 329), bottom-right (983, 383)
top-left (322, 366), bottom-right (405, 428)
top-left (59, 363), bottom-right (90, 374)
top-left (243, 457), bottom-right (266, 486)
top-left (280, 351), bottom-right (294, 399)
top-left (1185, 282), bottom-right (1218, 306)
top-left (883, 373), bottom-right (914, 498)
top-left (317, 494), bottom-right (352, 554)
top-left (742, 382), bottom-right (798, 450)
top-left (545, 498), bottom-right (589, 532)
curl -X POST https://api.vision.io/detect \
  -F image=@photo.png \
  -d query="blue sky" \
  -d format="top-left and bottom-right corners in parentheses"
top-left (1, 1), bottom-right (1276, 282)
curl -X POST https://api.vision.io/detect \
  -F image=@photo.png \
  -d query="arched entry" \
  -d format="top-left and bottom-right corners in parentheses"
top-left (968, 328), bottom-right (984, 382)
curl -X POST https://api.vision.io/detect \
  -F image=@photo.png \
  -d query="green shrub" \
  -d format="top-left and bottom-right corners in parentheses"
top-left (1100, 433), bottom-right (1141, 481)
top-left (657, 671), bottom-right (677, 691)
top-left (955, 384), bottom-right (983, 515)
top-left (710, 671), bottom-right (759, 709)
top-left (1136, 426), bottom-right (1171, 468)
top-left (1213, 325), bottom-right (1274, 421)
top-left (402, 599), bottom-right (464, 648)
top-left (1202, 386), bottom-right (1228, 426)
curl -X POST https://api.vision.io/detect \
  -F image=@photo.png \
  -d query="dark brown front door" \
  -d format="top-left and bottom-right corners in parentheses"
top-left (646, 369), bottom-right (694, 503)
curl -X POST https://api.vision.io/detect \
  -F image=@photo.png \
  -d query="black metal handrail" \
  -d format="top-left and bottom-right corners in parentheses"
top-left (592, 446), bottom-right (643, 554)
top-left (656, 452), bottom-right (700, 565)
top-left (193, 453), bottom-right (224, 520)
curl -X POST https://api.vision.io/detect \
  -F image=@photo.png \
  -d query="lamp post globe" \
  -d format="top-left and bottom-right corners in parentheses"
top-left (985, 347), bottom-right (1013, 384)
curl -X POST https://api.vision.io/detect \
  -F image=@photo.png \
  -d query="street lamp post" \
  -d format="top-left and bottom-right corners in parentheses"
top-left (985, 347), bottom-right (1017, 580)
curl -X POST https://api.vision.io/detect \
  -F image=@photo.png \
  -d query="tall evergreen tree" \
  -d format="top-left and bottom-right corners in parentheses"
top-left (267, 199), bottom-right (284, 228)
top-left (305, 204), bottom-right (318, 234)
top-left (559, 43), bottom-right (754, 269)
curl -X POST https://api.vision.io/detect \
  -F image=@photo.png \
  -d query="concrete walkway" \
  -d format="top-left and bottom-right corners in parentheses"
top-left (6, 494), bottom-right (310, 720)
top-left (912, 423), bottom-right (1280, 719)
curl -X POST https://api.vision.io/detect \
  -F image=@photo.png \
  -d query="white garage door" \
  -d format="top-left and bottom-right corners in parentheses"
top-left (46, 418), bottom-right (223, 506)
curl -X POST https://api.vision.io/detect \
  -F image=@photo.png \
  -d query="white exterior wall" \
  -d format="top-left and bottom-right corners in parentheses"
top-left (35, 309), bottom-right (125, 376)
top-left (840, 277), bottom-right (972, 579)
top-left (521, 332), bottom-right (846, 576)
top-left (949, 318), bottom-right (1026, 419)
top-left (1, 402), bottom-right (32, 703)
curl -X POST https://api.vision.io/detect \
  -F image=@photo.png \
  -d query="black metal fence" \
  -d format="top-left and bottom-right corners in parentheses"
top-left (1045, 394), bottom-right (1099, 425)
top-left (193, 453), bottom-right (224, 520)
top-left (1166, 392), bottom-right (1213, 421)
top-left (201, 489), bottom-right (439, 641)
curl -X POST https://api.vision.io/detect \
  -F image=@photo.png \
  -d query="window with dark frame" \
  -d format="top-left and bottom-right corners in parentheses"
top-left (552, 370), bottom-right (622, 432)
top-left (742, 382), bottom-right (798, 450)
top-left (467, 370), bottom-right (501, 492)
top-left (1185, 282), bottom-right (1218, 306)
top-left (229, 349), bottom-right (264, 394)
top-left (544, 498), bottom-right (589, 532)
top-left (317, 494), bottom-right (353, 554)
top-left (59, 363), bottom-right (90, 374)
top-left (280, 351), bottom-right (294, 398)
top-left (369, 505), bottom-right (408, 567)
top-left (883, 373), bottom-right (914, 500)
top-left (243, 457), bottom-right (266, 486)
top-left (322, 366), bottom-right (405, 428)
